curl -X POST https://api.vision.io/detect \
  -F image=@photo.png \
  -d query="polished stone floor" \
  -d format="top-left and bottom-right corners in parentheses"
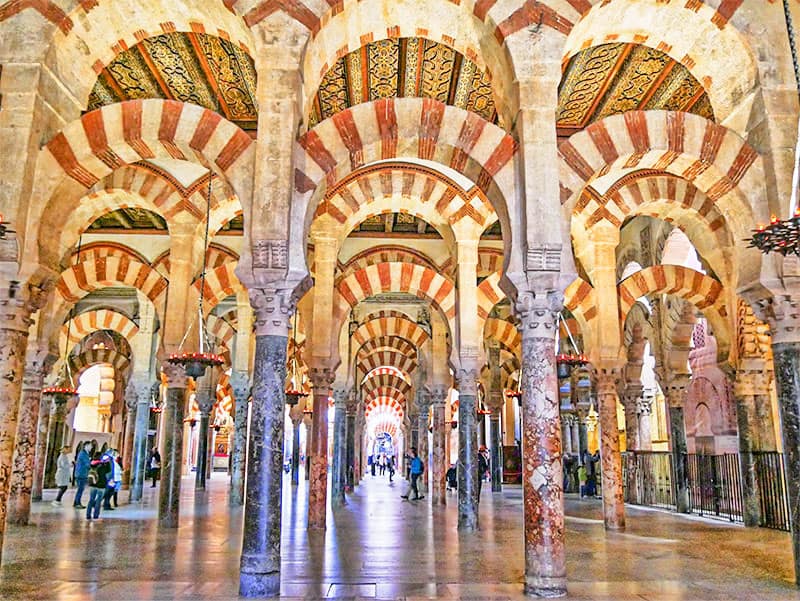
top-left (1, 471), bottom-right (799, 600)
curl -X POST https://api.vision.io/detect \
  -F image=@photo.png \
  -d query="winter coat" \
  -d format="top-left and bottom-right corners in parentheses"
top-left (75, 449), bottom-right (91, 479)
top-left (55, 453), bottom-right (72, 487)
top-left (89, 459), bottom-right (111, 489)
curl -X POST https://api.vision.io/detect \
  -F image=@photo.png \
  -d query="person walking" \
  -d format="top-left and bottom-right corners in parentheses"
top-left (477, 448), bottom-right (489, 497)
top-left (52, 446), bottom-right (72, 506)
top-left (401, 447), bottom-right (424, 500)
top-left (387, 455), bottom-right (395, 483)
top-left (149, 447), bottom-right (161, 487)
top-left (86, 452), bottom-right (111, 521)
top-left (73, 442), bottom-right (90, 508)
top-left (103, 451), bottom-right (121, 510)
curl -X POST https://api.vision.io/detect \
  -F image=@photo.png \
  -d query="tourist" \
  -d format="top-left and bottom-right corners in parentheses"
top-left (52, 446), bottom-right (72, 507)
top-left (401, 447), bottom-right (424, 501)
top-left (578, 463), bottom-right (588, 499)
top-left (379, 454), bottom-right (386, 476)
top-left (387, 455), bottom-right (395, 482)
top-left (446, 464), bottom-right (457, 491)
top-left (86, 452), bottom-right (111, 521)
top-left (149, 447), bottom-right (161, 487)
top-left (478, 448), bottom-right (489, 496)
top-left (73, 442), bottom-right (90, 508)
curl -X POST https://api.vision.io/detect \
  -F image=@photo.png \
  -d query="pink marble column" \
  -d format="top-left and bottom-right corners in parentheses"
top-left (7, 352), bottom-right (52, 525)
top-left (416, 393), bottom-right (431, 495)
top-left (431, 388), bottom-right (448, 506)
top-left (596, 369), bottom-right (625, 530)
top-left (515, 291), bottom-right (566, 597)
top-left (308, 367), bottom-right (334, 530)
top-left (0, 296), bottom-right (35, 563)
top-left (121, 379), bottom-right (138, 489)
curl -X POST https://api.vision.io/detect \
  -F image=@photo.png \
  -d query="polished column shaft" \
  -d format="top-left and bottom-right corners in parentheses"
top-left (417, 400), bottom-right (430, 495)
top-left (457, 372), bottom-right (479, 531)
top-left (229, 372), bottom-right (249, 506)
top-left (290, 416), bottom-right (301, 486)
top-left (195, 378), bottom-right (215, 491)
top-left (158, 364), bottom-right (187, 528)
top-left (130, 381), bottom-right (152, 502)
top-left (240, 334), bottom-right (289, 597)
top-left (331, 394), bottom-right (347, 507)
top-left (597, 371), bottom-right (625, 530)
top-left (30, 392), bottom-right (51, 502)
top-left (490, 414), bottom-right (503, 492)
top-left (346, 403), bottom-right (356, 489)
top-left (308, 368), bottom-right (333, 530)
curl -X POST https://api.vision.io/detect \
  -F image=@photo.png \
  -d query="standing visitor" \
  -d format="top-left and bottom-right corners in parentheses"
top-left (477, 449), bottom-right (489, 496)
top-left (578, 463), bottom-right (588, 499)
top-left (149, 447), bottom-right (161, 487)
top-left (401, 447), bottom-right (424, 500)
top-left (387, 455), bottom-right (395, 483)
top-left (86, 452), bottom-right (111, 520)
top-left (52, 446), bottom-right (72, 507)
top-left (73, 442), bottom-right (90, 508)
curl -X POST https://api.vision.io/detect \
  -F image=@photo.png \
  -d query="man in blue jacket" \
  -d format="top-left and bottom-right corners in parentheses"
top-left (401, 447), bottom-right (424, 501)
top-left (73, 442), bottom-right (91, 508)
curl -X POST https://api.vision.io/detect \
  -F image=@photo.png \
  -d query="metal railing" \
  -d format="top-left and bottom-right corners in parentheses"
top-left (620, 450), bottom-right (790, 531)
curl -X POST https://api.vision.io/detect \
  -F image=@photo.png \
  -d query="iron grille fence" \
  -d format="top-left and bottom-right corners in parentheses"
top-left (619, 450), bottom-right (790, 531)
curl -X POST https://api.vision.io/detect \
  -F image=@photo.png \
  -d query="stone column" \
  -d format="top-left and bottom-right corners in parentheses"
top-left (621, 383), bottom-right (642, 451)
top-left (456, 367), bottom-right (480, 530)
top-left (308, 367), bottom-right (334, 529)
top-left (570, 416), bottom-right (580, 456)
top-left (754, 372), bottom-right (777, 451)
top-left (290, 414), bottom-right (302, 486)
top-left (31, 388), bottom-right (52, 502)
top-left (239, 287), bottom-right (294, 598)
top-left (431, 387), bottom-right (448, 505)
top-left (195, 373), bottom-right (215, 491)
top-left (121, 379), bottom-right (138, 489)
top-left (487, 345), bottom-right (504, 493)
top-left (515, 290), bottom-right (566, 597)
top-left (596, 368), bottom-right (625, 530)
top-left (561, 416), bottom-right (573, 455)
top-left (331, 387), bottom-right (348, 507)
top-left (229, 370), bottom-right (250, 506)
top-left (158, 362), bottom-right (187, 528)
top-left (733, 369), bottom-right (762, 527)
top-left (345, 392), bottom-right (357, 490)
top-left (7, 350), bottom-right (52, 524)
top-left (130, 378), bottom-right (153, 502)
top-left (43, 397), bottom-right (67, 488)
top-left (637, 396), bottom-right (653, 451)
top-left (0, 293), bottom-right (36, 563)
top-left (665, 376), bottom-right (691, 513)
top-left (417, 392), bottom-right (431, 495)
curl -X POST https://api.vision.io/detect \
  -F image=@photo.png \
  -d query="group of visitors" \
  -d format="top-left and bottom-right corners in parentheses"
top-left (564, 450), bottom-right (601, 498)
top-left (51, 441), bottom-right (125, 520)
top-left (368, 453), bottom-right (396, 482)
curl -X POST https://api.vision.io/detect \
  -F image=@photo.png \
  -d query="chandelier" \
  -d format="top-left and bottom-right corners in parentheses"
top-left (748, 0), bottom-right (800, 256)
top-left (45, 246), bottom-right (80, 402)
top-left (284, 312), bottom-right (309, 406)
top-left (167, 174), bottom-right (223, 379)
top-left (556, 313), bottom-right (588, 379)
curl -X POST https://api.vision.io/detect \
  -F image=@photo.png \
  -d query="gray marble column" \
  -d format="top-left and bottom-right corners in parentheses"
top-left (665, 377), bottom-right (690, 513)
top-left (345, 393), bottom-right (356, 490)
top-left (622, 384), bottom-right (642, 451)
top-left (0, 294), bottom-right (35, 564)
top-left (229, 370), bottom-right (250, 506)
top-left (417, 394), bottom-right (431, 495)
top-left (570, 417), bottom-right (580, 456)
top-left (290, 414), bottom-right (301, 486)
top-left (561, 416), bottom-right (573, 455)
top-left (239, 288), bottom-right (293, 598)
top-left (515, 291), bottom-right (566, 597)
top-left (31, 390), bottom-right (52, 502)
top-left (637, 396), bottom-right (653, 451)
top-left (158, 363), bottom-right (187, 528)
top-left (121, 380), bottom-right (138, 489)
top-left (308, 368), bottom-right (334, 530)
top-left (7, 351), bottom-right (51, 525)
top-left (456, 368), bottom-right (479, 531)
top-left (734, 370), bottom-right (762, 527)
top-left (490, 413), bottom-right (503, 492)
top-left (431, 390), bottom-right (448, 505)
top-left (195, 374), bottom-right (215, 491)
top-left (130, 378), bottom-right (153, 502)
top-left (331, 387), bottom-right (348, 507)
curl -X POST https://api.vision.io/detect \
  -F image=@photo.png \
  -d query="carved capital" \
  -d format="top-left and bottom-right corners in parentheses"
top-left (309, 366), bottom-right (335, 391)
top-left (636, 395), bottom-right (654, 415)
top-left (22, 348), bottom-right (56, 391)
top-left (250, 287), bottom-right (297, 337)
top-left (454, 367), bottom-right (479, 397)
top-left (162, 362), bottom-right (188, 388)
top-left (594, 366), bottom-right (622, 399)
top-left (753, 293), bottom-right (800, 345)
top-left (664, 373), bottom-right (690, 407)
top-left (512, 288), bottom-right (563, 340)
top-left (415, 389), bottom-right (432, 412)
top-left (428, 385), bottom-right (450, 406)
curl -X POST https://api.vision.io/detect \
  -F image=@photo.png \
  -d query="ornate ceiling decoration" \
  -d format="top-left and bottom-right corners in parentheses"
top-left (87, 32), bottom-right (258, 131)
top-left (89, 208), bottom-right (168, 231)
top-left (350, 212), bottom-right (440, 237)
top-left (309, 37), bottom-right (497, 128)
top-left (557, 43), bottom-right (714, 137)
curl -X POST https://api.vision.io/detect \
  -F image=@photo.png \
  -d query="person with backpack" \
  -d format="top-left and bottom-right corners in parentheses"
top-left (401, 447), bottom-right (424, 500)
top-left (86, 452), bottom-right (111, 520)
top-left (73, 442), bottom-right (91, 508)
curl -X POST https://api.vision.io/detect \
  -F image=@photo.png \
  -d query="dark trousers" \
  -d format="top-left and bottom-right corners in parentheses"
top-left (151, 468), bottom-right (160, 487)
top-left (73, 477), bottom-right (87, 506)
top-left (55, 486), bottom-right (67, 501)
top-left (410, 473), bottom-right (420, 499)
top-left (86, 488), bottom-right (104, 519)
top-left (103, 486), bottom-right (114, 509)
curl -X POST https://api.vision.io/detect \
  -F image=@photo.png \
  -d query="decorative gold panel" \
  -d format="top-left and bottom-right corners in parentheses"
top-left (311, 37), bottom-right (498, 128)
top-left (87, 32), bottom-right (258, 130)
top-left (557, 42), bottom-right (714, 134)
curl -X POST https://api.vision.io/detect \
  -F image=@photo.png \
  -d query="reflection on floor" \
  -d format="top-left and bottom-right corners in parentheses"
top-left (1, 473), bottom-right (798, 600)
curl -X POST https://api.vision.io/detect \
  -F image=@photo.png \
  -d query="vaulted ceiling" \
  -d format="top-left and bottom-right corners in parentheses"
top-left (87, 32), bottom-right (258, 131)
top-left (309, 37), bottom-right (498, 128)
top-left (556, 42), bottom-right (714, 137)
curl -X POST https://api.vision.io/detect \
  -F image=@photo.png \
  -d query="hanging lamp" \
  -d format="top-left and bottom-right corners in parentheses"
top-left (555, 313), bottom-right (588, 378)
top-left (167, 173), bottom-right (223, 379)
top-left (284, 312), bottom-right (309, 406)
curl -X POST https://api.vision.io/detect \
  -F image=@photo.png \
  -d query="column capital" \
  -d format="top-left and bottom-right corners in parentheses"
top-left (249, 287), bottom-right (297, 337)
top-left (454, 366), bottom-right (480, 397)
top-left (664, 374), bottom-right (691, 407)
top-left (512, 288), bottom-right (563, 340)
top-left (332, 386), bottom-right (348, 407)
top-left (428, 385), bottom-right (450, 406)
top-left (749, 291), bottom-right (800, 346)
top-left (162, 362), bottom-right (188, 388)
top-left (594, 365), bottom-right (622, 397)
top-left (309, 366), bottom-right (335, 391)
top-left (415, 390), bottom-right (432, 412)
top-left (636, 395), bottom-right (654, 416)
top-left (22, 348), bottom-right (56, 391)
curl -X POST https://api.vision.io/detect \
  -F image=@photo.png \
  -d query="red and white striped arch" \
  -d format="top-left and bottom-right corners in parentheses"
top-left (60, 308), bottom-right (139, 349)
top-left (352, 312), bottom-right (429, 350)
top-left (362, 373), bottom-right (412, 401)
top-left (357, 335), bottom-right (418, 362)
top-left (339, 247), bottom-right (441, 279)
top-left (363, 366), bottom-right (410, 385)
top-left (477, 271), bottom-right (504, 321)
top-left (356, 350), bottom-right (417, 381)
top-left (70, 348), bottom-right (131, 379)
top-left (206, 314), bottom-right (236, 348)
top-left (194, 262), bottom-right (246, 316)
top-left (364, 395), bottom-right (405, 420)
top-left (483, 318), bottom-right (520, 356)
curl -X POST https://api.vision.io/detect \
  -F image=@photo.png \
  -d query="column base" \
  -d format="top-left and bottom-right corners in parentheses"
top-left (239, 571), bottom-right (280, 598)
top-left (524, 576), bottom-right (567, 598)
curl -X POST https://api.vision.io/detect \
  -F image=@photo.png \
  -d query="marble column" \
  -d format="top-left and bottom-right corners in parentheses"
top-left (331, 387), bottom-right (348, 507)
top-left (229, 370), bottom-right (249, 506)
top-left (31, 390), bottom-right (51, 502)
top-left (596, 369), bottom-right (625, 530)
top-left (409, 413), bottom-right (419, 458)
top-left (308, 367), bottom-right (334, 529)
top-left (431, 390), bottom-right (448, 505)
top-left (515, 291), bottom-right (566, 597)
top-left (561, 416), bottom-right (573, 455)
top-left (43, 398), bottom-right (67, 488)
top-left (290, 414), bottom-right (301, 486)
top-left (417, 394), bottom-right (431, 495)
top-left (130, 378), bottom-right (153, 502)
top-left (637, 396), bottom-right (653, 451)
top-left (239, 288), bottom-right (293, 598)
top-left (345, 393), bottom-right (356, 490)
top-left (665, 377), bottom-right (690, 513)
top-left (754, 372), bottom-right (777, 451)
top-left (304, 413), bottom-right (312, 481)
top-left (578, 415), bottom-right (589, 462)
top-left (0, 295), bottom-right (35, 564)
top-left (121, 380), bottom-right (138, 489)
top-left (457, 368), bottom-right (480, 531)
top-left (158, 363), bottom-right (187, 528)
top-left (570, 417), bottom-right (580, 456)
top-left (734, 369), bottom-right (762, 527)
top-left (195, 374), bottom-right (215, 491)
top-left (622, 384), bottom-right (642, 451)
top-left (489, 412), bottom-right (503, 492)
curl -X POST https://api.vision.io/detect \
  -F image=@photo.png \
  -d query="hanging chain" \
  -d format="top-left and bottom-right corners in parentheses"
top-left (197, 173), bottom-right (213, 353)
top-left (784, 0), bottom-right (800, 214)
